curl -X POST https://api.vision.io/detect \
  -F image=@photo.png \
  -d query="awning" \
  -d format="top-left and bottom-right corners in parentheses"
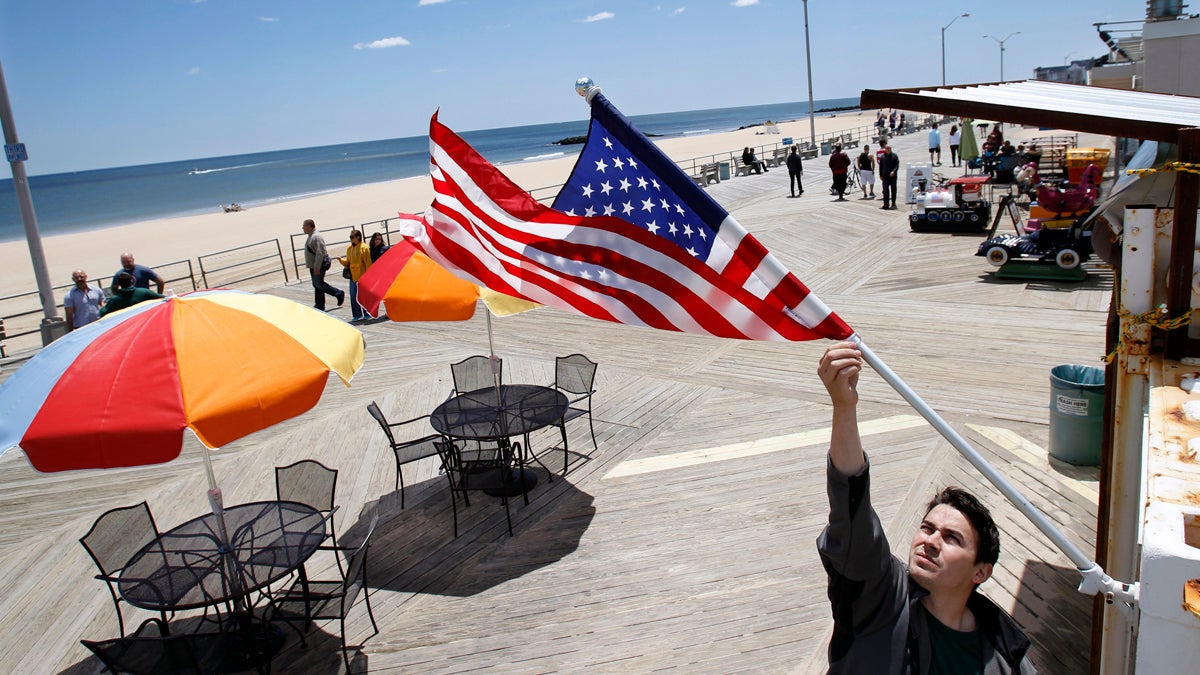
top-left (861, 80), bottom-right (1200, 143)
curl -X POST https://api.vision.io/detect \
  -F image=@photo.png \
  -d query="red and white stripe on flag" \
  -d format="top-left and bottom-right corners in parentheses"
top-left (410, 113), bottom-right (852, 342)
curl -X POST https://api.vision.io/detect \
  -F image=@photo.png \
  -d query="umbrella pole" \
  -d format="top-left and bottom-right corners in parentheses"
top-left (202, 450), bottom-right (232, 547)
top-left (486, 310), bottom-right (503, 398)
top-left (486, 309), bottom-right (496, 359)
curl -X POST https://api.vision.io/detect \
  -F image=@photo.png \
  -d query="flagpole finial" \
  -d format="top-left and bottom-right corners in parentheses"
top-left (575, 77), bottom-right (601, 103)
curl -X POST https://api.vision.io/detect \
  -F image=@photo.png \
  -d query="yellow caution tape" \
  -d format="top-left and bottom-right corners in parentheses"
top-left (1102, 304), bottom-right (1191, 363)
top-left (1125, 161), bottom-right (1200, 177)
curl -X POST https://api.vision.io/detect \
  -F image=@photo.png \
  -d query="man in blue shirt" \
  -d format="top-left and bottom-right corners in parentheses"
top-left (63, 269), bottom-right (106, 331)
top-left (929, 125), bottom-right (943, 166)
top-left (110, 252), bottom-right (164, 294)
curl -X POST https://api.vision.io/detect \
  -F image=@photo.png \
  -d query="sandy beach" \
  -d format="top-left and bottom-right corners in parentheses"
top-left (0, 109), bottom-right (881, 298)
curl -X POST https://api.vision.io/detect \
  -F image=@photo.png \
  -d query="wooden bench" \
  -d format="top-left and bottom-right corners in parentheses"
top-left (841, 135), bottom-right (860, 149)
top-left (797, 143), bottom-right (818, 160)
top-left (691, 162), bottom-right (720, 187)
top-left (765, 147), bottom-right (790, 168)
top-left (733, 157), bottom-right (754, 177)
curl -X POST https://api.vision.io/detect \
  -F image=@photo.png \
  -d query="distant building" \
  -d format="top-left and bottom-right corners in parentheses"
top-left (1034, 1), bottom-right (1199, 96)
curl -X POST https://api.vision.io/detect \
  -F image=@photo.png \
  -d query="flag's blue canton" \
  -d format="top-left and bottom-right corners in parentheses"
top-left (553, 118), bottom-right (717, 262)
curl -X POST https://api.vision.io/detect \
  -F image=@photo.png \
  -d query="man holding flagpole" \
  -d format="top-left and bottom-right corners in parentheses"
top-left (816, 341), bottom-right (1035, 673)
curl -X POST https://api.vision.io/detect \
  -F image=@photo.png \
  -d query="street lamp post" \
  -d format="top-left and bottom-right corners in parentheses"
top-left (802, 0), bottom-right (816, 146)
top-left (984, 32), bottom-right (1021, 81)
top-left (940, 13), bottom-right (969, 86)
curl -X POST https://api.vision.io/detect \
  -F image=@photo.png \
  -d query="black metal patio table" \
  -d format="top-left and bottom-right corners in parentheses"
top-left (430, 384), bottom-right (568, 494)
top-left (116, 500), bottom-right (327, 669)
top-left (118, 500), bottom-right (326, 612)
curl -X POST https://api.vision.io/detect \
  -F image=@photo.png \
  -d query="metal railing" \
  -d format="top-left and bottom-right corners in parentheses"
top-left (197, 239), bottom-right (288, 291)
top-left (287, 217), bottom-right (407, 280)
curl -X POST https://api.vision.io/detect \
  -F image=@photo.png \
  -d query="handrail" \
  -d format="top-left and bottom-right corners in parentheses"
top-left (197, 239), bottom-right (289, 290)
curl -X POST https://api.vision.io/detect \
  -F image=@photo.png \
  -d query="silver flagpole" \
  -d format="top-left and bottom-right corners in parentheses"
top-left (851, 334), bottom-right (1138, 607)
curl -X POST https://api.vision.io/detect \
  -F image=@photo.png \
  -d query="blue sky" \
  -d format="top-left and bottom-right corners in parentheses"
top-left (1, 0), bottom-right (1145, 176)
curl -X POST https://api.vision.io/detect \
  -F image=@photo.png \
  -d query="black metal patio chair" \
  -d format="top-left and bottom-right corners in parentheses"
top-left (81, 617), bottom-right (269, 675)
top-left (366, 401), bottom-right (443, 509)
top-left (434, 438), bottom-right (521, 538)
top-left (551, 353), bottom-right (599, 471)
top-left (275, 459), bottom-right (341, 575)
top-left (450, 354), bottom-right (502, 395)
top-left (80, 502), bottom-right (167, 637)
top-left (266, 513), bottom-right (380, 674)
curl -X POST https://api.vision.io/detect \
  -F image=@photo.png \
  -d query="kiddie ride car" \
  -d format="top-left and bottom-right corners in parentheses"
top-left (908, 175), bottom-right (992, 232)
top-left (974, 165), bottom-right (1103, 280)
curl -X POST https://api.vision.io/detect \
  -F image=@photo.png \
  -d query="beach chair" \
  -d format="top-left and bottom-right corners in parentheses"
top-left (765, 148), bottom-right (789, 168)
top-left (691, 163), bottom-right (720, 187)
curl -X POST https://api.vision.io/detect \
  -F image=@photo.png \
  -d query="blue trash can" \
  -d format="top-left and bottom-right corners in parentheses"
top-left (718, 161), bottom-right (730, 181)
top-left (820, 140), bottom-right (831, 156)
top-left (1048, 364), bottom-right (1105, 466)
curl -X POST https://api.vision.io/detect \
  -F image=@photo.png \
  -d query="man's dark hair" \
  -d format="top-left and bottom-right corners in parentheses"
top-left (925, 487), bottom-right (1000, 565)
top-left (116, 272), bottom-right (134, 289)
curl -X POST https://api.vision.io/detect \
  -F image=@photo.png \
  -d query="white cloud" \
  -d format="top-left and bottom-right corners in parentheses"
top-left (353, 36), bottom-right (412, 50)
top-left (731, 0), bottom-right (759, 6)
top-left (432, 68), bottom-right (449, 73)
top-left (259, 16), bottom-right (279, 23)
top-left (187, 67), bottom-right (201, 76)
top-left (584, 11), bottom-right (615, 22)
top-left (418, 0), bottom-right (450, 5)
top-left (673, 7), bottom-right (686, 15)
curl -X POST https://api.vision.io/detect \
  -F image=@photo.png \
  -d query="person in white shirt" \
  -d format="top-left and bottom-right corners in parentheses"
top-left (949, 124), bottom-right (962, 167)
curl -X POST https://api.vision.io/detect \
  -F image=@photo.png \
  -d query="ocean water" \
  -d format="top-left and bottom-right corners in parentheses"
top-left (0, 97), bottom-right (857, 242)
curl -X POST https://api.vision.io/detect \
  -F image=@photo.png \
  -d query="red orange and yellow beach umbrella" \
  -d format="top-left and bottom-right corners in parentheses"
top-left (0, 289), bottom-right (365, 486)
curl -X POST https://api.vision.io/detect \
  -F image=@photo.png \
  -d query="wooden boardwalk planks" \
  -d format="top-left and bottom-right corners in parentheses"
top-left (0, 124), bottom-right (1108, 674)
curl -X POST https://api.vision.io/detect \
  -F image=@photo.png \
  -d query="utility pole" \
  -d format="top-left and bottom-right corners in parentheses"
top-left (0, 58), bottom-right (66, 346)
top-left (803, 0), bottom-right (816, 146)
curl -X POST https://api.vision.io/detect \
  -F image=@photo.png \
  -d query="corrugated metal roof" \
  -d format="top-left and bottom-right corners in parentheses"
top-left (861, 80), bottom-right (1200, 143)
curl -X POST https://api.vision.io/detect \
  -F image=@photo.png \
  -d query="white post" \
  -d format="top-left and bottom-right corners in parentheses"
top-left (1100, 206), bottom-right (1157, 673)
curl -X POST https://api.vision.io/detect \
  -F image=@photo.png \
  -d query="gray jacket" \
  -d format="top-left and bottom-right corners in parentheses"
top-left (817, 457), bottom-right (1035, 674)
top-left (304, 231), bottom-right (328, 270)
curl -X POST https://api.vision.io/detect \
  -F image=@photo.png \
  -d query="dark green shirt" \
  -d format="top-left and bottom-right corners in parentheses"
top-left (99, 287), bottom-right (164, 317)
top-left (927, 611), bottom-right (984, 675)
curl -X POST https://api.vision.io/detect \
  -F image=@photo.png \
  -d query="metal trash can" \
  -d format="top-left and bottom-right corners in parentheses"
top-left (820, 140), bottom-right (831, 156)
top-left (718, 161), bottom-right (730, 181)
top-left (1048, 364), bottom-right (1105, 466)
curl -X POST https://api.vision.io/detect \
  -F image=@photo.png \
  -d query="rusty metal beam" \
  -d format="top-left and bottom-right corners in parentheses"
top-left (1166, 127), bottom-right (1200, 358)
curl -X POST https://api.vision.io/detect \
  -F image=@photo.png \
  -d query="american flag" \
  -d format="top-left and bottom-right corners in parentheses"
top-left (407, 92), bottom-right (851, 342)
